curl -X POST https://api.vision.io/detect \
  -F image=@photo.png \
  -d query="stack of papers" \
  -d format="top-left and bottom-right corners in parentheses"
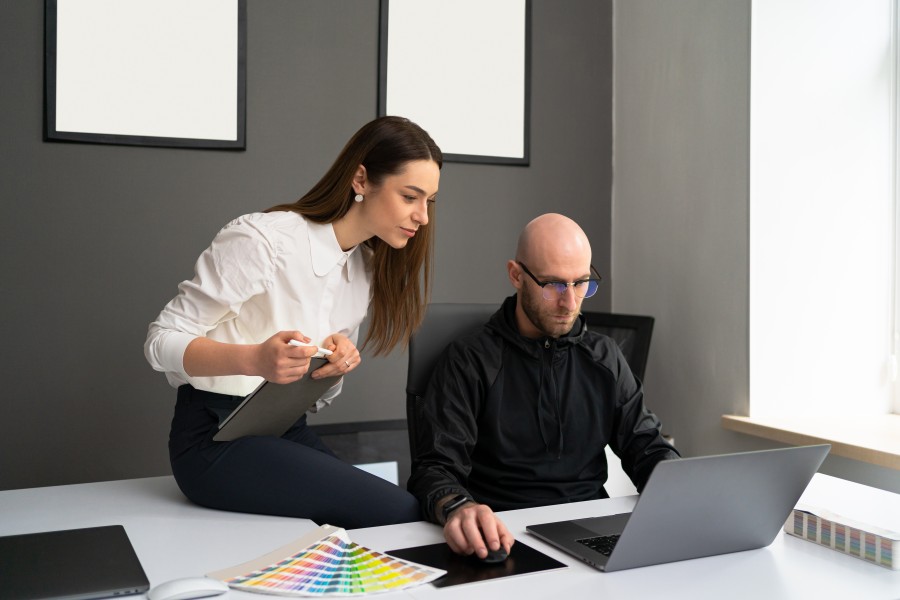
top-left (207, 524), bottom-right (446, 596)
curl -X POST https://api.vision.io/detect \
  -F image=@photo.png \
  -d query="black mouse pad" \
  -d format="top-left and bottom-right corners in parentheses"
top-left (386, 540), bottom-right (567, 588)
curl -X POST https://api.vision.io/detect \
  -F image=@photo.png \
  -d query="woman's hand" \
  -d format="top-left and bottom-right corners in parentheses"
top-left (253, 331), bottom-right (320, 383)
top-left (310, 332), bottom-right (361, 379)
top-left (183, 331), bottom-right (353, 383)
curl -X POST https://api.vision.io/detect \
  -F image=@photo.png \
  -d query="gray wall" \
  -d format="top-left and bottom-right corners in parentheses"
top-left (613, 0), bottom-right (900, 494)
top-left (7, 0), bottom-right (895, 496)
top-left (0, 1), bottom-right (613, 490)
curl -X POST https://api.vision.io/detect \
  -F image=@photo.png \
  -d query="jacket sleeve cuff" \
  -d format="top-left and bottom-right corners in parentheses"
top-left (425, 486), bottom-right (471, 524)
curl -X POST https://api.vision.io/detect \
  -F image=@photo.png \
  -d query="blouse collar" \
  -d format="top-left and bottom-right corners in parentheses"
top-left (308, 220), bottom-right (359, 281)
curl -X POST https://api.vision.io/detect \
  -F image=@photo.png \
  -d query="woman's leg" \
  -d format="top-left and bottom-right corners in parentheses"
top-left (169, 385), bottom-right (421, 528)
top-left (180, 435), bottom-right (421, 527)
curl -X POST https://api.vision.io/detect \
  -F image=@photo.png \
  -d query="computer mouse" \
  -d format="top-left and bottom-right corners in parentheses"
top-left (479, 547), bottom-right (509, 564)
top-left (146, 577), bottom-right (229, 600)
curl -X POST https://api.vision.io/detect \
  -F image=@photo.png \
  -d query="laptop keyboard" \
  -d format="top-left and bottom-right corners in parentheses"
top-left (576, 534), bottom-right (621, 556)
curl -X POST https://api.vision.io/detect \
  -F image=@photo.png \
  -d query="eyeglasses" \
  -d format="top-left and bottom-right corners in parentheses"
top-left (517, 261), bottom-right (602, 300)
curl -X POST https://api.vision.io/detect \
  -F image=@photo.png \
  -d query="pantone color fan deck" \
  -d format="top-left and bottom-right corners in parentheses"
top-left (207, 524), bottom-right (445, 596)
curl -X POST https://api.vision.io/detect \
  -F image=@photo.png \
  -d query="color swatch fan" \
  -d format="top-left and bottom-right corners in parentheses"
top-left (207, 524), bottom-right (445, 596)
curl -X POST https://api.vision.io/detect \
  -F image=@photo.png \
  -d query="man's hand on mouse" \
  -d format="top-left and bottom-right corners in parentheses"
top-left (441, 499), bottom-right (515, 558)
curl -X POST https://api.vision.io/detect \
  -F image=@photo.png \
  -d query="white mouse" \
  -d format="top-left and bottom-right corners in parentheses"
top-left (146, 577), bottom-right (229, 600)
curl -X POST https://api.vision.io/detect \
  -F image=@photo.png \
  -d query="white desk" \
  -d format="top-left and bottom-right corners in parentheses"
top-left (1, 474), bottom-right (898, 599)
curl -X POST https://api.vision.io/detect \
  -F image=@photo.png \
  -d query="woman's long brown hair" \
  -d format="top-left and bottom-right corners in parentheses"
top-left (266, 116), bottom-right (442, 355)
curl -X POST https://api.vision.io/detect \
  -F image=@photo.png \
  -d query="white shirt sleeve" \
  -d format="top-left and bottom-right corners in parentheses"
top-left (143, 216), bottom-right (275, 380)
top-left (144, 212), bottom-right (372, 402)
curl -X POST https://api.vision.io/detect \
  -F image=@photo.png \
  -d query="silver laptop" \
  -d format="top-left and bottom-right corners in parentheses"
top-left (526, 444), bottom-right (830, 572)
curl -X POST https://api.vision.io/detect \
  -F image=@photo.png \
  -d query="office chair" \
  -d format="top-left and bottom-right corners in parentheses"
top-left (406, 303), bottom-right (497, 463)
top-left (581, 312), bottom-right (654, 382)
top-left (406, 304), bottom-right (656, 463)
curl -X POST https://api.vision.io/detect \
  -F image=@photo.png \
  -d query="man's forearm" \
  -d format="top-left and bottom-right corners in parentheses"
top-left (408, 459), bottom-right (474, 524)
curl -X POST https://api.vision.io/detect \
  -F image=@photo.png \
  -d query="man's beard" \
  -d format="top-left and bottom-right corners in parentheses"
top-left (520, 286), bottom-right (579, 338)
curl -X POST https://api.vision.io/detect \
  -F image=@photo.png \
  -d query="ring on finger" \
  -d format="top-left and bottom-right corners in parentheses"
top-left (344, 360), bottom-right (351, 368)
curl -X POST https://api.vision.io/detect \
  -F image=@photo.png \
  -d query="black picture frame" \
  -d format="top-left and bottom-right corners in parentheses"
top-left (44, 0), bottom-right (247, 150)
top-left (378, 0), bottom-right (531, 166)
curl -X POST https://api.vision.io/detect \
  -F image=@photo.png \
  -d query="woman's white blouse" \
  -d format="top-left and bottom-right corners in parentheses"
top-left (144, 211), bottom-right (372, 403)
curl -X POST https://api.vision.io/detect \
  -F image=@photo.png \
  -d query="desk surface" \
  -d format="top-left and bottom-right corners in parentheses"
top-left (1, 474), bottom-right (898, 599)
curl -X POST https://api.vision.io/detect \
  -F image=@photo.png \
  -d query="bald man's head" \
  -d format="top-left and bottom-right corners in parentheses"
top-left (509, 213), bottom-right (595, 339)
top-left (515, 213), bottom-right (592, 266)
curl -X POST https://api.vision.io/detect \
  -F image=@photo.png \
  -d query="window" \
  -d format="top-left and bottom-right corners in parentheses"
top-left (750, 0), bottom-right (897, 417)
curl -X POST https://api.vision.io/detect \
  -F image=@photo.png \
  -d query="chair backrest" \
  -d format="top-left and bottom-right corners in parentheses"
top-left (582, 311), bottom-right (654, 381)
top-left (405, 304), bottom-right (655, 461)
top-left (406, 303), bottom-right (496, 461)
top-left (406, 303), bottom-right (498, 398)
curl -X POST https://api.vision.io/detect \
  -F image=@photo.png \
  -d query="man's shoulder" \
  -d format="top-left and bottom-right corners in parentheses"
top-left (426, 324), bottom-right (504, 390)
top-left (577, 330), bottom-right (624, 369)
top-left (444, 323), bottom-right (501, 358)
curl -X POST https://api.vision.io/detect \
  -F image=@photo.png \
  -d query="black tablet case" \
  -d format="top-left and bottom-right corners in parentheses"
top-left (213, 357), bottom-right (337, 441)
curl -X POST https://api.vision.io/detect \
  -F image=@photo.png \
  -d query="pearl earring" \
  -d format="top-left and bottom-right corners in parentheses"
top-left (354, 194), bottom-right (364, 203)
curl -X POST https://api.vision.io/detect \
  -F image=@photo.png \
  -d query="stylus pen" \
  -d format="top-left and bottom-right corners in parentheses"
top-left (288, 339), bottom-right (334, 356)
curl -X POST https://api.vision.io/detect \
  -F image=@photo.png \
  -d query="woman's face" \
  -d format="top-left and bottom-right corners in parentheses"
top-left (361, 159), bottom-right (440, 249)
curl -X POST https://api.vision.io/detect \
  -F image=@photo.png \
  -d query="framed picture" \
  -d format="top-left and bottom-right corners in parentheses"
top-left (378, 0), bottom-right (531, 165)
top-left (44, 0), bottom-right (246, 149)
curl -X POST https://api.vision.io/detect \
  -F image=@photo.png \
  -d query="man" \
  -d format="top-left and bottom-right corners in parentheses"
top-left (407, 213), bottom-right (679, 559)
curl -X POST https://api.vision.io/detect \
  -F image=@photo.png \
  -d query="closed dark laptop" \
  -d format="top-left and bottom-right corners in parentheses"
top-left (0, 525), bottom-right (149, 599)
top-left (527, 444), bottom-right (830, 572)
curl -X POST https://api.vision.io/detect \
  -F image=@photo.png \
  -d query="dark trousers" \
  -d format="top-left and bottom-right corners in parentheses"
top-left (168, 385), bottom-right (421, 529)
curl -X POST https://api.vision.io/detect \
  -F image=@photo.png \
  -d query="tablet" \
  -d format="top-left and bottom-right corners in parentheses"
top-left (213, 358), bottom-right (336, 441)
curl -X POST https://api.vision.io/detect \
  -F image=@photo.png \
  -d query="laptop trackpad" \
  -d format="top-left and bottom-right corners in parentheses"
top-left (572, 513), bottom-right (631, 536)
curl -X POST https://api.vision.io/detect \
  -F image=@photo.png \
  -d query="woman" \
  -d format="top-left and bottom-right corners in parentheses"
top-left (144, 116), bottom-right (441, 527)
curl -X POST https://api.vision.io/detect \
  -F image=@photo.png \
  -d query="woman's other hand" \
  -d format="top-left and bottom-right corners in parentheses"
top-left (310, 332), bottom-right (361, 379)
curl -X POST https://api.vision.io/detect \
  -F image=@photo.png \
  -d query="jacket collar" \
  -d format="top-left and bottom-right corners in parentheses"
top-left (488, 294), bottom-right (586, 357)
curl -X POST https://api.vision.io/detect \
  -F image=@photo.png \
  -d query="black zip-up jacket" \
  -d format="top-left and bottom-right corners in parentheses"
top-left (408, 295), bottom-right (680, 523)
